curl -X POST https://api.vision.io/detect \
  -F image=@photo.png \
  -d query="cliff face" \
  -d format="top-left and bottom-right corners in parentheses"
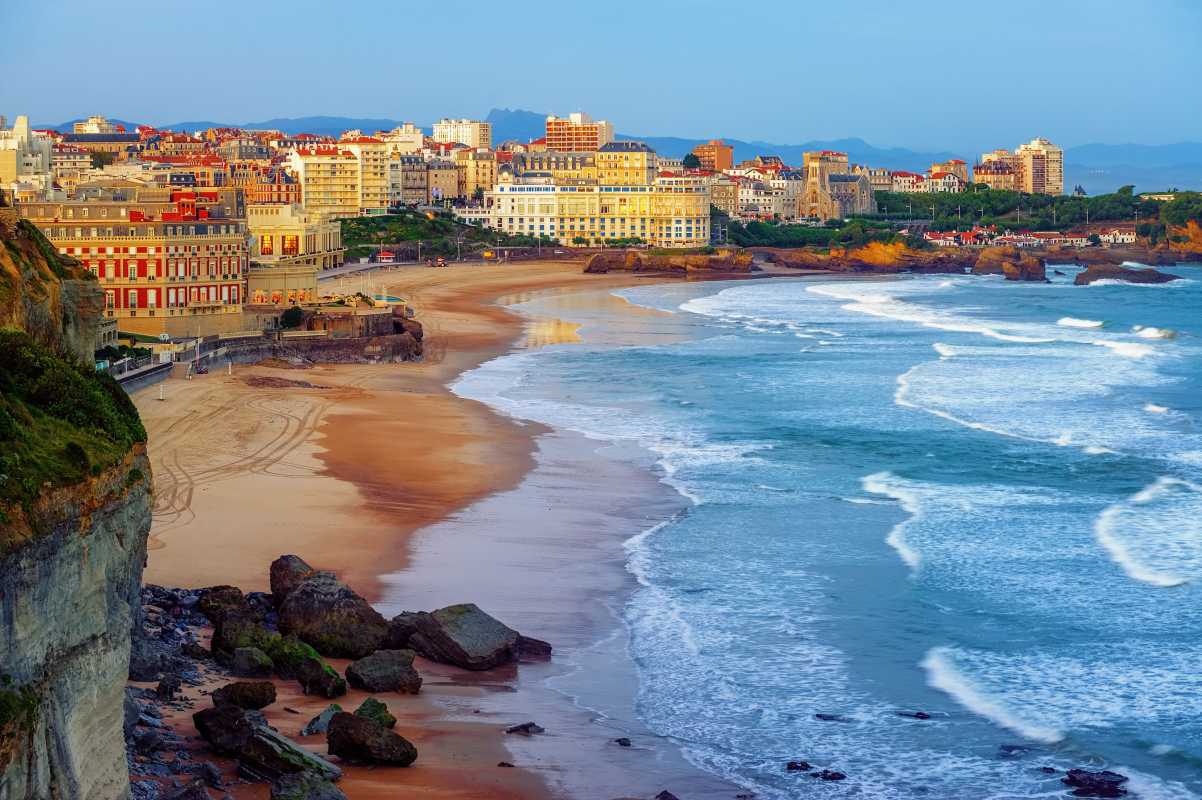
top-left (0, 215), bottom-right (151, 799)
top-left (0, 210), bottom-right (101, 364)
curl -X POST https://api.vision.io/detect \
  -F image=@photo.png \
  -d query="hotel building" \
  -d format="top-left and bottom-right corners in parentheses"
top-left (20, 188), bottom-right (249, 337)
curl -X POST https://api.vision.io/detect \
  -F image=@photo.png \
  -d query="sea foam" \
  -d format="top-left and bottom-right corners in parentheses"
top-left (921, 647), bottom-right (1065, 744)
top-left (1093, 477), bottom-right (1202, 588)
top-left (862, 471), bottom-right (922, 569)
top-left (1058, 316), bottom-right (1105, 329)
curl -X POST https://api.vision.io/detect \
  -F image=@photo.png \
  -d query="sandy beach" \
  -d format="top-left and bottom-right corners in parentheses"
top-left (134, 259), bottom-right (735, 799)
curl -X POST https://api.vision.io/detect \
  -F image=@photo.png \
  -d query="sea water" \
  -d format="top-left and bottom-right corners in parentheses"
top-left (454, 264), bottom-right (1202, 799)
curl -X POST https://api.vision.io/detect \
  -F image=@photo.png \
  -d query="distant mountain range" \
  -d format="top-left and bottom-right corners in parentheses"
top-left (41, 110), bottom-right (1202, 195)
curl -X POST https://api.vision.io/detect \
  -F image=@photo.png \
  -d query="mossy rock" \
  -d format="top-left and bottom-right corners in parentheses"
top-left (354, 697), bottom-right (396, 729)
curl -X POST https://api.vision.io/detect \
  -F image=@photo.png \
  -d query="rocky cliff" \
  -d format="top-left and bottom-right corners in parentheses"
top-left (0, 215), bottom-right (151, 799)
top-left (583, 247), bottom-right (754, 274)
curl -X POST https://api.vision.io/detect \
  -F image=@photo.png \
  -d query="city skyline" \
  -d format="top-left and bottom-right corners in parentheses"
top-left (2, 0), bottom-right (1201, 152)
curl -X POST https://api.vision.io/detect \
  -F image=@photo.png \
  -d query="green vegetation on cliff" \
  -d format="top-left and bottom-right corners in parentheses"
top-left (728, 218), bottom-right (899, 249)
top-left (340, 208), bottom-right (553, 261)
top-left (0, 329), bottom-right (146, 530)
top-left (870, 187), bottom-right (1202, 233)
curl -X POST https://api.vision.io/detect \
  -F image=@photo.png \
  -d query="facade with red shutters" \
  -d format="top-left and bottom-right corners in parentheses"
top-left (20, 188), bottom-right (250, 338)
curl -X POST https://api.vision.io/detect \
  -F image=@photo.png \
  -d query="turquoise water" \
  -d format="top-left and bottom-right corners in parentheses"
top-left (455, 265), bottom-right (1202, 798)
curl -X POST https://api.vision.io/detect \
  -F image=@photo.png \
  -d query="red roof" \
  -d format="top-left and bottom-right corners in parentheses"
top-left (340, 136), bottom-right (383, 144)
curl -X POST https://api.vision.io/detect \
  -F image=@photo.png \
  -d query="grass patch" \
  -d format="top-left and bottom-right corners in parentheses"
top-left (0, 328), bottom-right (146, 552)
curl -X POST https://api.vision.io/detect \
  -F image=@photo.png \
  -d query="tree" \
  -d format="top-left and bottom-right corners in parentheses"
top-left (1088, 233), bottom-right (1102, 246)
top-left (682, 153), bottom-right (702, 169)
top-left (571, 236), bottom-right (589, 246)
top-left (279, 306), bottom-right (304, 329)
top-left (90, 151), bottom-right (117, 169)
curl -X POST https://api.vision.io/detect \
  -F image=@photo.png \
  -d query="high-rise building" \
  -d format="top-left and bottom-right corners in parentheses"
top-left (432, 119), bottom-right (492, 150)
top-left (339, 136), bottom-right (389, 215)
top-left (287, 146), bottom-right (360, 219)
top-left (692, 139), bottom-right (734, 172)
top-left (1015, 137), bottom-right (1063, 195)
top-left (544, 113), bottom-right (614, 152)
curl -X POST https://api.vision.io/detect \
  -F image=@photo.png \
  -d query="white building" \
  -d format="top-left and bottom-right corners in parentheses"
top-left (432, 119), bottom-right (492, 150)
top-left (0, 115), bottom-right (54, 189)
top-left (380, 123), bottom-right (426, 155)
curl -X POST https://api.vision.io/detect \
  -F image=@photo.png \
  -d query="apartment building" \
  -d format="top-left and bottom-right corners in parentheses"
top-left (432, 119), bottom-right (492, 150)
top-left (0, 115), bottom-right (53, 187)
top-left (427, 159), bottom-right (458, 203)
top-left (930, 159), bottom-right (970, 184)
top-left (287, 146), bottom-right (360, 219)
top-left (20, 188), bottom-right (249, 337)
top-left (380, 123), bottom-right (426, 155)
top-left (339, 136), bottom-right (389, 214)
top-left (544, 113), bottom-right (614, 151)
top-left (454, 148), bottom-right (497, 200)
top-left (388, 155), bottom-right (428, 206)
top-left (692, 139), bottom-right (734, 172)
top-left (971, 160), bottom-right (1018, 191)
top-left (1015, 137), bottom-right (1064, 195)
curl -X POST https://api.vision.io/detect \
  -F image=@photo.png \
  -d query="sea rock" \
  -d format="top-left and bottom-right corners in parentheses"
top-left (406, 603), bottom-right (537, 671)
top-left (813, 770), bottom-right (847, 781)
top-left (197, 585), bottom-right (253, 624)
top-left (231, 646), bottom-right (274, 678)
top-left (614, 737), bottom-right (632, 747)
top-left (278, 571), bottom-right (388, 659)
top-left (786, 760), bottom-right (811, 771)
top-left (654, 792), bottom-right (681, 800)
top-left (269, 555), bottom-right (315, 608)
top-left (1062, 768), bottom-right (1129, 797)
top-left (1074, 264), bottom-right (1181, 286)
top-left (193, 705), bottom-right (259, 754)
top-left (814, 713), bottom-right (850, 722)
top-left (354, 697), bottom-right (397, 729)
top-left (897, 710), bottom-right (931, 720)
top-left (212, 681), bottom-right (277, 711)
top-left (238, 724), bottom-right (343, 782)
top-left (345, 649), bottom-right (422, 694)
top-left (270, 773), bottom-right (348, 800)
top-left (297, 656), bottom-right (348, 699)
top-left (156, 674), bottom-right (181, 700)
top-left (301, 704), bottom-right (343, 736)
top-left (326, 712), bottom-right (418, 766)
top-left (382, 612), bottom-right (422, 650)
top-left (505, 721), bottom-right (544, 735)
top-left (972, 246), bottom-right (1046, 281)
top-left (517, 635), bottom-right (553, 659)
top-left (163, 780), bottom-right (210, 800)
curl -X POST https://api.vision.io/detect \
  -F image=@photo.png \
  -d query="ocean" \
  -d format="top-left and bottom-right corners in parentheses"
top-left (453, 264), bottom-right (1202, 799)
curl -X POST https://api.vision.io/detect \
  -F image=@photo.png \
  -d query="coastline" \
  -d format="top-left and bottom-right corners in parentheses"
top-left (132, 261), bottom-right (717, 798)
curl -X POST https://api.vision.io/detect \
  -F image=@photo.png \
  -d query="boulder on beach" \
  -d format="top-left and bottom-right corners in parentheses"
top-left (354, 697), bottom-right (397, 729)
top-left (1074, 264), bottom-right (1181, 286)
top-left (212, 681), bottom-right (277, 711)
top-left (269, 555), bottom-right (315, 608)
top-left (345, 649), bottom-right (422, 694)
top-left (401, 603), bottom-right (549, 671)
top-left (296, 655), bottom-right (348, 699)
top-left (197, 585), bottom-right (254, 624)
top-left (271, 773), bottom-right (348, 800)
top-left (1062, 768), bottom-right (1129, 798)
top-left (301, 704), bottom-right (343, 737)
top-left (278, 571), bottom-right (388, 659)
top-left (194, 705), bottom-right (342, 782)
top-left (231, 646), bottom-right (274, 678)
top-left (326, 712), bottom-right (418, 766)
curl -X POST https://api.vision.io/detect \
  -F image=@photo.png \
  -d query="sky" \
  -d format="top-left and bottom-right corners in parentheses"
top-left (2, 0), bottom-right (1200, 152)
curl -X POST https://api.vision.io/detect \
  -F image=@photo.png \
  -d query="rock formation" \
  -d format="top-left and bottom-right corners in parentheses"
top-left (1074, 264), bottom-right (1181, 285)
top-left (584, 247), bottom-right (753, 274)
top-left (971, 246), bottom-right (1047, 281)
top-left (0, 217), bottom-right (152, 798)
top-left (276, 569), bottom-right (389, 659)
top-left (387, 603), bottom-right (551, 671)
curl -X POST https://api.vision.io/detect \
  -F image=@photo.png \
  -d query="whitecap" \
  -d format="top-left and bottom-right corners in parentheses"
top-left (932, 343), bottom-right (957, 358)
top-left (1145, 403), bottom-right (1170, 414)
top-left (921, 647), bottom-right (1065, 744)
top-left (1134, 326), bottom-right (1178, 340)
top-left (1094, 340), bottom-right (1156, 359)
top-left (862, 472), bottom-right (922, 569)
top-left (1058, 316), bottom-right (1105, 329)
top-left (1093, 477), bottom-right (1202, 588)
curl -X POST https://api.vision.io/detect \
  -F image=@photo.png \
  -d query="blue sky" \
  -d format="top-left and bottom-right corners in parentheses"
top-left (2, 0), bottom-right (1199, 151)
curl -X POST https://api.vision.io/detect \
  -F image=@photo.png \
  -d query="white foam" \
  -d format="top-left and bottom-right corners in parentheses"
top-left (1094, 340), bottom-right (1157, 359)
top-left (932, 343), bottom-right (957, 358)
top-left (921, 647), bottom-right (1065, 744)
top-left (1093, 477), bottom-right (1202, 588)
top-left (1135, 325), bottom-right (1178, 340)
top-left (1145, 403), bottom-right (1171, 414)
top-left (1058, 316), bottom-right (1105, 329)
top-left (862, 472), bottom-right (922, 569)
